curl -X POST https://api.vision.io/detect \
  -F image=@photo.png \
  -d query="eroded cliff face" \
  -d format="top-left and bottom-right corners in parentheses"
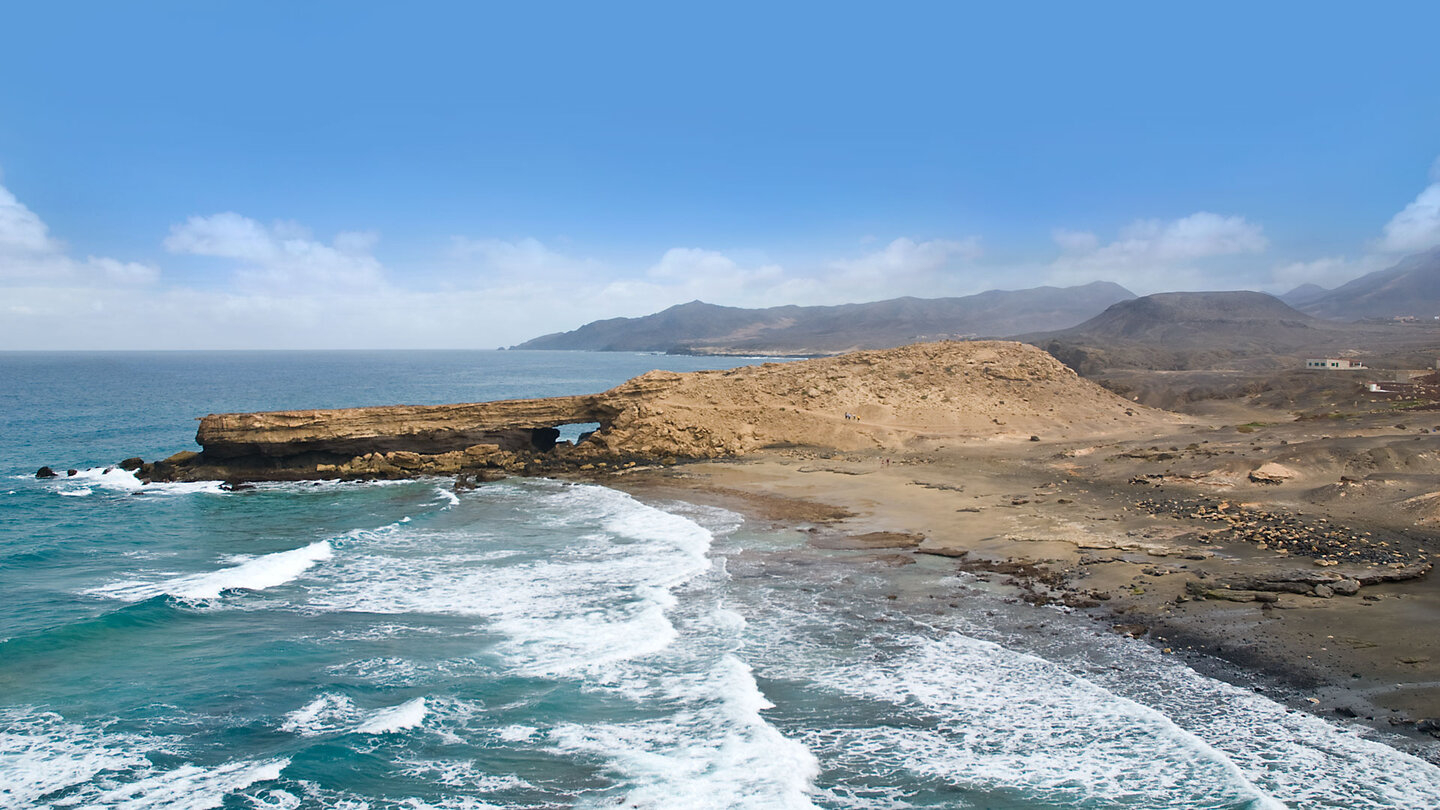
top-left (141, 341), bottom-right (1178, 482)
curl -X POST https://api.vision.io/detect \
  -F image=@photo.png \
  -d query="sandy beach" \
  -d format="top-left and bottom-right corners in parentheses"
top-left (604, 408), bottom-right (1440, 761)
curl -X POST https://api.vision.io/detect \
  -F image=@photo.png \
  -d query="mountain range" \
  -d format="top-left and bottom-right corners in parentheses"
top-left (514, 249), bottom-right (1440, 363)
top-left (514, 282), bottom-right (1136, 355)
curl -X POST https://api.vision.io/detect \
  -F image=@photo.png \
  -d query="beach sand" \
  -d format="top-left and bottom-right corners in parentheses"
top-left (603, 410), bottom-right (1440, 760)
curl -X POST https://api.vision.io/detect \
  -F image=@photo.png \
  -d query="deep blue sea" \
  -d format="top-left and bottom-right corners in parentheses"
top-left (3, 351), bottom-right (1440, 809)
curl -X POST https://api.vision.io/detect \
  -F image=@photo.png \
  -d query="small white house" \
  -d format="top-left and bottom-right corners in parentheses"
top-left (1304, 358), bottom-right (1365, 370)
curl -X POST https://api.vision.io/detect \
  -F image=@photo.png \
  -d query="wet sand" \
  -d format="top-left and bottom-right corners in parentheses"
top-left (602, 410), bottom-right (1440, 759)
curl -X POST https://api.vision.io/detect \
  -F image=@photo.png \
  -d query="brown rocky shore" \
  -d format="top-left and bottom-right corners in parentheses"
top-left (116, 339), bottom-right (1440, 755)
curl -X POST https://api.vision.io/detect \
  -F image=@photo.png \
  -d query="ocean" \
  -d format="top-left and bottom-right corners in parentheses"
top-left (2, 350), bottom-right (1439, 810)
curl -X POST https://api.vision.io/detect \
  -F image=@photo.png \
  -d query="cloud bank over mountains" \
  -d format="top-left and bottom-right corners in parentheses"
top-left (4, 157), bottom-right (1440, 350)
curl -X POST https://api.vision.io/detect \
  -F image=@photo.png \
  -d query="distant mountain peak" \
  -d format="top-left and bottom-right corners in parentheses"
top-left (1296, 249), bottom-right (1440, 320)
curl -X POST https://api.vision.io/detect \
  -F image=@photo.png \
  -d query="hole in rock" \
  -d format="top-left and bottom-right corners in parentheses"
top-left (533, 422), bottom-right (602, 451)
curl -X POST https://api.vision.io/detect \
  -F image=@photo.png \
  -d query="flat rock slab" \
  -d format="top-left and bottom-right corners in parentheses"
top-left (810, 531), bottom-right (926, 550)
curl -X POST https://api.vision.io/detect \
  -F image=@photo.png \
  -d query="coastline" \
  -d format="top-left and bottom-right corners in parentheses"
top-left (66, 341), bottom-right (1440, 764)
top-left (597, 426), bottom-right (1440, 764)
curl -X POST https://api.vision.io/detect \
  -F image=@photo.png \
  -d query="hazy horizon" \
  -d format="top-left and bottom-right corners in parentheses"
top-left (3, 3), bottom-right (1440, 350)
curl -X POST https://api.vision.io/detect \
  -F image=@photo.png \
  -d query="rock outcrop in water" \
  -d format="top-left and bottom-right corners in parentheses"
top-left (140, 341), bottom-right (1176, 482)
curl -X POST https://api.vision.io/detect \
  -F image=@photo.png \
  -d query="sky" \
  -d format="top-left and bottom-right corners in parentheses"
top-left (2, 2), bottom-right (1440, 350)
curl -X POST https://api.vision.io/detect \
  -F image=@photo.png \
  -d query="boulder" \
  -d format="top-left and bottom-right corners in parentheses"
top-left (35, 466), bottom-right (57, 479)
top-left (119, 457), bottom-right (144, 471)
top-left (1331, 578), bottom-right (1361, 596)
top-left (1248, 462), bottom-right (1299, 485)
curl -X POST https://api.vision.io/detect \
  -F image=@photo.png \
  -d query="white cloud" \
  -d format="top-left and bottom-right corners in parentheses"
top-left (0, 181), bottom-right (158, 286)
top-left (647, 247), bottom-right (784, 284)
top-left (1052, 228), bottom-right (1099, 254)
top-left (832, 236), bottom-right (982, 278)
top-left (1273, 156), bottom-right (1440, 291)
top-left (1269, 255), bottom-right (1387, 291)
top-left (0, 185), bottom-right (60, 256)
top-left (1377, 181), bottom-right (1440, 254)
top-left (447, 236), bottom-right (603, 281)
top-left (165, 212), bottom-right (384, 291)
top-left (1048, 211), bottom-right (1267, 291)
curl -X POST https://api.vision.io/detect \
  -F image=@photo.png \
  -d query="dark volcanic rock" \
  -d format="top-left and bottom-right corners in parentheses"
top-left (35, 466), bottom-right (57, 479)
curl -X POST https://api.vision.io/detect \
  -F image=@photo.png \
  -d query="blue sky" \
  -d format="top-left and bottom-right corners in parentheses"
top-left (3, 2), bottom-right (1440, 348)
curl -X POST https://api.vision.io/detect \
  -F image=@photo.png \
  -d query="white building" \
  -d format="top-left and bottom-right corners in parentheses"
top-left (1304, 358), bottom-right (1365, 370)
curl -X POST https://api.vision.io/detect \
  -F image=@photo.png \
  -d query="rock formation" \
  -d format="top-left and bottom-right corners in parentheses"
top-left (140, 341), bottom-right (1176, 482)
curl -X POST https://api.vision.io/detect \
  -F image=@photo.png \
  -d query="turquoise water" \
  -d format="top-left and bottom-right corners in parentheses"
top-left (3, 351), bottom-right (1439, 809)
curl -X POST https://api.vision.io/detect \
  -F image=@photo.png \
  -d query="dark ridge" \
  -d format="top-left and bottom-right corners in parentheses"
top-left (1024, 291), bottom-right (1367, 373)
top-left (513, 282), bottom-right (1136, 355)
top-left (1279, 282), bottom-right (1331, 309)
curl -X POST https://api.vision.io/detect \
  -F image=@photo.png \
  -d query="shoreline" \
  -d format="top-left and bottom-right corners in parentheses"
top-left (597, 428), bottom-right (1440, 764)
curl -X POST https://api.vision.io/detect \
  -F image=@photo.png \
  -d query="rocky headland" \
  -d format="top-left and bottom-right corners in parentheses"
top-left (137, 340), bottom-right (1174, 483)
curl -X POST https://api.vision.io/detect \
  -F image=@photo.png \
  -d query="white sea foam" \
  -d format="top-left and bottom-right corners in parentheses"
top-left (85, 540), bottom-right (333, 602)
top-left (279, 693), bottom-right (357, 736)
top-left (0, 710), bottom-right (151, 805)
top-left (48, 466), bottom-right (227, 497)
top-left (66, 466), bottom-right (144, 493)
top-left (85, 756), bottom-right (290, 809)
top-left (57, 487), bottom-right (92, 497)
top-left (1062, 627), bottom-right (1440, 809)
top-left (397, 759), bottom-right (532, 792)
top-left (354, 697), bottom-right (428, 734)
top-left (806, 630), bottom-right (1440, 808)
top-left (248, 788), bottom-right (302, 809)
top-left (0, 707), bottom-right (286, 809)
top-left (281, 694), bottom-right (430, 736)
top-left (283, 481), bottom-right (816, 804)
top-left (306, 483), bottom-right (714, 675)
top-left (551, 655), bottom-right (819, 810)
top-left (434, 486), bottom-right (460, 508)
top-left (495, 725), bottom-right (537, 743)
top-left (394, 798), bottom-right (508, 810)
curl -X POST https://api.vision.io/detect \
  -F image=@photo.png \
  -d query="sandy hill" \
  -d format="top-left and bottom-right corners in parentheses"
top-left (513, 282), bottom-right (1135, 355)
top-left (1295, 248), bottom-right (1440, 320)
top-left (583, 340), bottom-right (1180, 458)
